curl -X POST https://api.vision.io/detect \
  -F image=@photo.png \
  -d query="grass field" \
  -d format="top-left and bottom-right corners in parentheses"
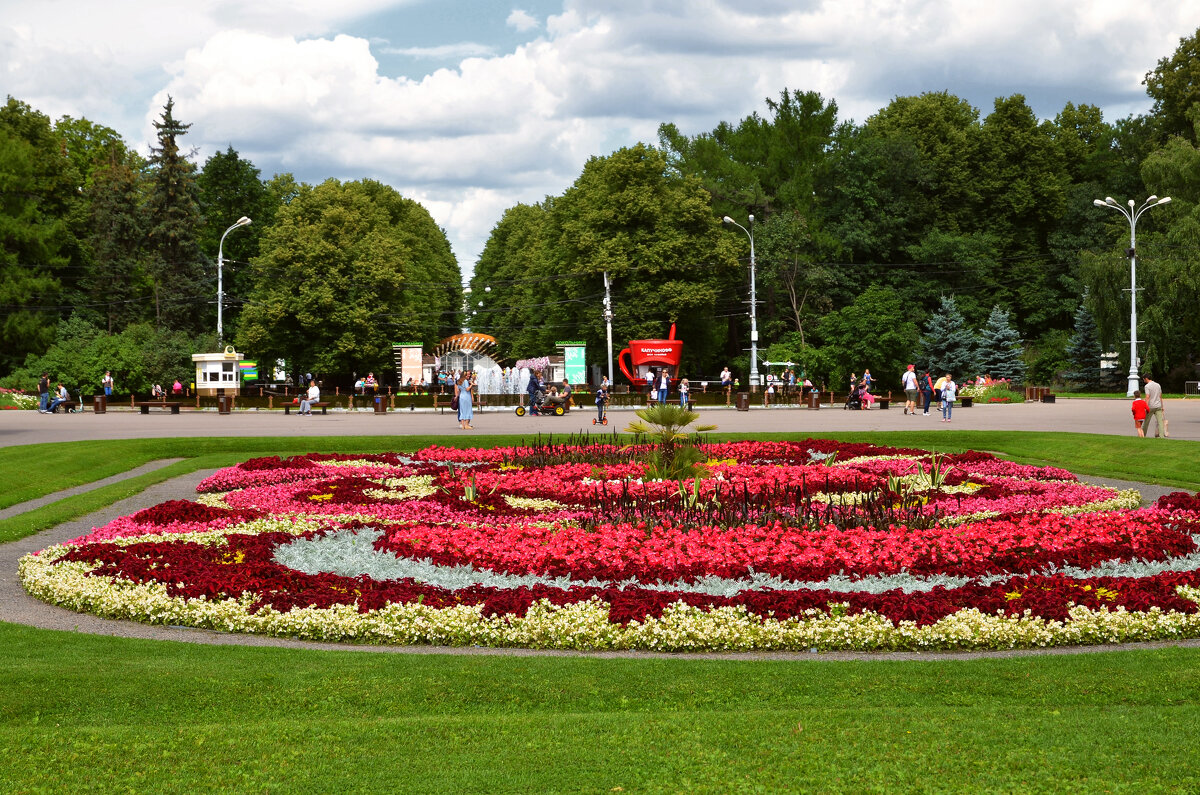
top-left (2, 431), bottom-right (1199, 792)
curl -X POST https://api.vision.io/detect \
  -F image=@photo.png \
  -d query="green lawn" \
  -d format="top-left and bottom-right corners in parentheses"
top-left (2, 431), bottom-right (1199, 792)
top-left (1, 622), bottom-right (1197, 793)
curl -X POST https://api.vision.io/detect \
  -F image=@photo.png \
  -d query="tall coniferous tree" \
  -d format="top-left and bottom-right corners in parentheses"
top-left (82, 146), bottom-right (149, 333)
top-left (145, 97), bottom-right (205, 333)
top-left (976, 305), bottom-right (1026, 383)
top-left (919, 295), bottom-right (977, 376)
top-left (1065, 302), bottom-right (1113, 390)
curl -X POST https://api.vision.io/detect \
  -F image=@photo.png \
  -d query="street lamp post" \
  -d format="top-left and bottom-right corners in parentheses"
top-left (603, 271), bottom-right (614, 386)
top-left (722, 214), bottom-right (759, 389)
top-left (217, 216), bottom-right (252, 344)
top-left (1092, 195), bottom-right (1171, 396)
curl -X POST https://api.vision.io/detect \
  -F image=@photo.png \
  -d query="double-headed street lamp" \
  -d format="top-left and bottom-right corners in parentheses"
top-left (722, 214), bottom-right (759, 389)
top-left (217, 216), bottom-right (252, 344)
top-left (1091, 195), bottom-right (1171, 396)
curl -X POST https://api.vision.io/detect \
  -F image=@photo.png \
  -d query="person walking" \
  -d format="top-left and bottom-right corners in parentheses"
top-left (102, 370), bottom-right (114, 397)
top-left (1131, 390), bottom-right (1149, 438)
top-left (457, 371), bottom-right (474, 430)
top-left (902, 364), bottom-right (918, 415)
top-left (1141, 376), bottom-right (1167, 438)
top-left (37, 372), bottom-right (50, 413)
top-left (525, 369), bottom-right (543, 414)
top-left (940, 374), bottom-right (957, 422)
top-left (657, 369), bottom-right (670, 405)
top-left (921, 370), bottom-right (934, 416)
top-left (720, 367), bottom-right (732, 405)
top-left (679, 378), bottom-right (690, 410)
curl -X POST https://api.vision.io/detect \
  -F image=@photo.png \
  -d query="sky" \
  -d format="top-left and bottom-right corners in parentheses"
top-left (3, 0), bottom-right (1198, 278)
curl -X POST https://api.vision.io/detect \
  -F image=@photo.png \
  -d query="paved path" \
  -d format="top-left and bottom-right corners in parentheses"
top-left (2, 397), bottom-right (1197, 447)
top-left (0, 458), bottom-right (183, 520)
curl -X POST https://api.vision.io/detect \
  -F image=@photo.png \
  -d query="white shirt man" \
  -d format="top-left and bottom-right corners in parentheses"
top-left (1142, 377), bottom-right (1166, 437)
top-left (299, 381), bottom-right (320, 415)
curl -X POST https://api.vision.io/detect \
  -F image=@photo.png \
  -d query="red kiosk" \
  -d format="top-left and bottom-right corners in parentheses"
top-left (618, 324), bottom-right (683, 389)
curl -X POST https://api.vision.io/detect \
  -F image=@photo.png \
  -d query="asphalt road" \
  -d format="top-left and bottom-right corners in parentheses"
top-left (3, 397), bottom-right (1195, 447)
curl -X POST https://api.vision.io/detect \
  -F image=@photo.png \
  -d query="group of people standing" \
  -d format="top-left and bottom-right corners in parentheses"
top-left (901, 365), bottom-right (958, 421)
top-left (643, 368), bottom-right (691, 409)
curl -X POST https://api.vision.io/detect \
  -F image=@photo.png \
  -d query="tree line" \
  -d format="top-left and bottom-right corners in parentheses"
top-left (3, 28), bottom-right (1200, 393)
top-left (473, 28), bottom-right (1200, 391)
top-left (0, 97), bottom-right (461, 394)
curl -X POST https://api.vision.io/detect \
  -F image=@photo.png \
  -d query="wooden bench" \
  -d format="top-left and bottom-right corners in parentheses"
top-left (284, 401), bottom-right (330, 415)
top-left (135, 401), bottom-right (182, 414)
top-left (49, 400), bottom-right (80, 414)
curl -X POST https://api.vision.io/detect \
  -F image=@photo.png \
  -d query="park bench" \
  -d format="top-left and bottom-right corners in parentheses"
top-left (49, 400), bottom-right (80, 414)
top-left (283, 401), bottom-right (330, 415)
top-left (135, 401), bottom-right (182, 414)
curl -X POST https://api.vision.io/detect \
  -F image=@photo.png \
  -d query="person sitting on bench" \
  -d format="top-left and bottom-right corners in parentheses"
top-left (48, 383), bottom-right (71, 413)
top-left (299, 380), bottom-right (320, 415)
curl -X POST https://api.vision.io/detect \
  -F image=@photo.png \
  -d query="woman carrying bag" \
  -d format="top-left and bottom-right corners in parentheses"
top-left (456, 372), bottom-right (474, 430)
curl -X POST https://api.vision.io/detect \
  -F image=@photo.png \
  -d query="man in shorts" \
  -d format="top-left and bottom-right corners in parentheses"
top-left (902, 364), bottom-right (919, 415)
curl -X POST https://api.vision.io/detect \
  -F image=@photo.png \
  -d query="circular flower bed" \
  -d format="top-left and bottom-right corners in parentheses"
top-left (20, 440), bottom-right (1200, 652)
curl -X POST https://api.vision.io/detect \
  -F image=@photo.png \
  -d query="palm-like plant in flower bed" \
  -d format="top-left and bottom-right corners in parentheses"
top-left (624, 404), bottom-right (718, 480)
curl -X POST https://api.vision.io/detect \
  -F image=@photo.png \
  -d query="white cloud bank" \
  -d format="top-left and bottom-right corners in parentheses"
top-left (3, 0), bottom-right (1198, 275)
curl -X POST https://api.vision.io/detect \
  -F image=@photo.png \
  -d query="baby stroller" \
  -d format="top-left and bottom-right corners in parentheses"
top-left (844, 386), bottom-right (863, 411)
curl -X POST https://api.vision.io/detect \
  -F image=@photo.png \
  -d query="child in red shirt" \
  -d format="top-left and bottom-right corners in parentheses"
top-left (1131, 391), bottom-right (1148, 438)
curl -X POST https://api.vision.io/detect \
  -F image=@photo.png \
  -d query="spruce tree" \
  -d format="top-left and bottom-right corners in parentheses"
top-left (82, 146), bottom-right (149, 333)
top-left (145, 97), bottom-right (206, 333)
top-left (1065, 302), bottom-right (1113, 390)
top-left (919, 296), bottom-right (977, 377)
top-left (976, 305), bottom-right (1026, 383)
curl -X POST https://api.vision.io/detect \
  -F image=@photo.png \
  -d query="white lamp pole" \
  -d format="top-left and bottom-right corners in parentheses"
top-left (217, 216), bottom-right (252, 344)
top-left (603, 270), bottom-right (614, 385)
top-left (1092, 195), bottom-right (1171, 396)
top-left (722, 214), bottom-right (759, 389)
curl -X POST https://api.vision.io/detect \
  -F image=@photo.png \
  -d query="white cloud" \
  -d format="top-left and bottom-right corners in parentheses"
top-left (507, 9), bottom-right (540, 33)
top-left (380, 42), bottom-right (495, 58)
top-left (5, 0), bottom-right (1200, 276)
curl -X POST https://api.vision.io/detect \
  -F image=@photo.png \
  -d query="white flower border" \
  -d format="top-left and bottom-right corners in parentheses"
top-left (20, 544), bottom-right (1200, 652)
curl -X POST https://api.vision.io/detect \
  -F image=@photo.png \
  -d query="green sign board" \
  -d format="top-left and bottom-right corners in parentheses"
top-left (563, 345), bottom-right (586, 384)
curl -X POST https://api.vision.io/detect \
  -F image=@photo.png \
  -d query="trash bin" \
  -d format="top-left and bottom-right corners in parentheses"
top-left (373, 394), bottom-right (387, 414)
top-left (1041, 393), bottom-right (1056, 404)
top-left (217, 394), bottom-right (232, 414)
top-left (735, 392), bottom-right (750, 411)
top-left (93, 394), bottom-right (107, 414)
top-left (806, 392), bottom-right (820, 410)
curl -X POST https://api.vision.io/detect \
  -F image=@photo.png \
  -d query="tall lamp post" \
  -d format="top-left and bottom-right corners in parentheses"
top-left (217, 216), bottom-right (252, 344)
top-left (722, 214), bottom-right (759, 389)
top-left (603, 271), bottom-right (614, 386)
top-left (1091, 195), bottom-right (1170, 396)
